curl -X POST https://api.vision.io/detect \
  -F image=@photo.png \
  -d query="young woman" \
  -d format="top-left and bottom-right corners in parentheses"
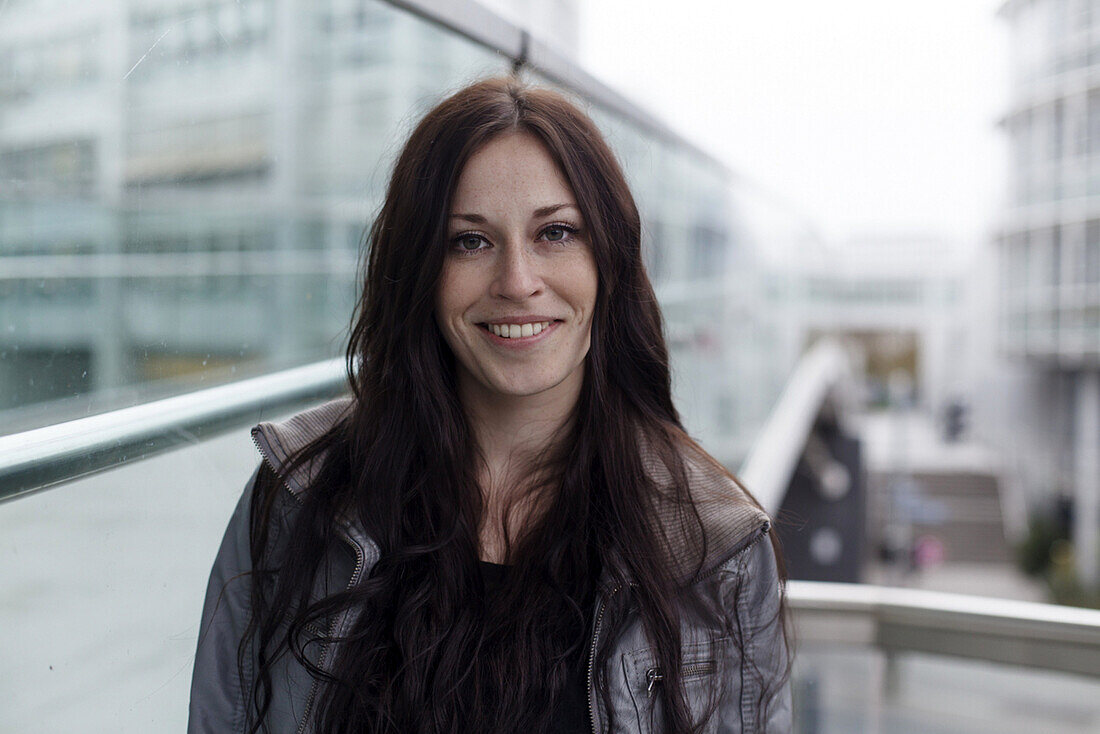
top-left (188, 76), bottom-right (791, 734)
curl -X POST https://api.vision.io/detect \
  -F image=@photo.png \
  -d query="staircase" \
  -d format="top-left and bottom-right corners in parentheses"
top-left (868, 469), bottom-right (1011, 564)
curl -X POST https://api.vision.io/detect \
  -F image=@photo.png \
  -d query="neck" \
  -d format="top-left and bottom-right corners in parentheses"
top-left (457, 370), bottom-right (583, 561)
top-left (460, 376), bottom-right (580, 480)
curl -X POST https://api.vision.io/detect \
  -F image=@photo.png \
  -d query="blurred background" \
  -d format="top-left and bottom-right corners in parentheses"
top-left (2, 0), bottom-right (1100, 731)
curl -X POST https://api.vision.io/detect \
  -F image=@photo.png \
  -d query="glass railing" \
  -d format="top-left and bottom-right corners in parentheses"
top-left (0, 0), bottom-right (510, 433)
top-left (1, 422), bottom-right (281, 732)
top-left (788, 581), bottom-right (1100, 734)
top-left (4, 346), bottom-right (1100, 731)
top-left (7, 415), bottom-right (1100, 732)
top-left (0, 0), bottom-right (800, 460)
top-left (0, 359), bottom-right (345, 503)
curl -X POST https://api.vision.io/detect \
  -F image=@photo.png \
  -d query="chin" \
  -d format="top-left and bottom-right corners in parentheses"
top-left (490, 377), bottom-right (562, 397)
top-left (483, 365), bottom-right (576, 396)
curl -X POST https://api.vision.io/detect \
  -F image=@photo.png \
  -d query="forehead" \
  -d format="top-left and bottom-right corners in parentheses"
top-left (450, 132), bottom-right (576, 213)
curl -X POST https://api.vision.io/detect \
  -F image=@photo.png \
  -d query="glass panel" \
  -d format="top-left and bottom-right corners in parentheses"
top-left (793, 644), bottom-right (1100, 734)
top-left (652, 159), bottom-right (793, 463)
top-left (1087, 221), bottom-right (1100, 285)
top-left (0, 429), bottom-right (262, 732)
top-left (0, 0), bottom-right (509, 435)
top-left (521, 71), bottom-right (797, 466)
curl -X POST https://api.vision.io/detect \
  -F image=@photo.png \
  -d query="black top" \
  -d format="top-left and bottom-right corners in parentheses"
top-left (478, 560), bottom-right (591, 733)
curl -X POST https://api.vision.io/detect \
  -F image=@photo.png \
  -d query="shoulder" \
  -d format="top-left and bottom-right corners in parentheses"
top-left (250, 396), bottom-right (353, 497)
top-left (641, 434), bottom-right (772, 586)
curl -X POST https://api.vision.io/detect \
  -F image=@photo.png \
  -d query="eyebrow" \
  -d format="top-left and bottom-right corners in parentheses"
top-left (449, 203), bottom-right (577, 224)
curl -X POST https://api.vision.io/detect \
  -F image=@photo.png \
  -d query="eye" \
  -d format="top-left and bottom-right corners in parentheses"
top-left (452, 233), bottom-right (489, 254)
top-left (540, 223), bottom-right (577, 243)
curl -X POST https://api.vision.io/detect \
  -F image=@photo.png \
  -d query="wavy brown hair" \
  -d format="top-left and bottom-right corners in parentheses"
top-left (242, 75), bottom-right (787, 733)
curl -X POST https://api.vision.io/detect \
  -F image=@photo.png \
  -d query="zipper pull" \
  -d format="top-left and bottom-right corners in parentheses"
top-left (645, 667), bottom-right (663, 696)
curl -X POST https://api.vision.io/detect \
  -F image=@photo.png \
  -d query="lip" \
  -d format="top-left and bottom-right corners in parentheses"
top-left (477, 319), bottom-right (561, 346)
top-left (480, 315), bottom-right (562, 326)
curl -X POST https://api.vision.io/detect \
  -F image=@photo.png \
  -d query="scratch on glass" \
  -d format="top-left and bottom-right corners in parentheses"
top-left (123, 27), bottom-right (174, 80)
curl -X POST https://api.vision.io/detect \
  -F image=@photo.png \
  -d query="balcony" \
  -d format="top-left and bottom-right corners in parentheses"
top-left (3, 346), bottom-right (1099, 732)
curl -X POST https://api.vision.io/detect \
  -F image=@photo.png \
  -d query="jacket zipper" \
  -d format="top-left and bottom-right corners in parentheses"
top-left (587, 582), bottom-right (623, 734)
top-left (295, 533), bottom-right (364, 734)
top-left (587, 520), bottom-right (771, 730)
top-left (644, 660), bottom-right (717, 697)
top-left (251, 433), bottom-right (367, 734)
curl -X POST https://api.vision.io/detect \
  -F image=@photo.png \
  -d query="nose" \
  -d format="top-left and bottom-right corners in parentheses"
top-left (491, 243), bottom-right (543, 301)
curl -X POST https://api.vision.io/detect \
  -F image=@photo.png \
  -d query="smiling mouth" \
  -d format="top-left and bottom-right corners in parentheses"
top-left (480, 320), bottom-right (560, 339)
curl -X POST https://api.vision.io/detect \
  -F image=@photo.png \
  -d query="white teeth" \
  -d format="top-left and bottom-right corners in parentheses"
top-left (487, 321), bottom-right (552, 338)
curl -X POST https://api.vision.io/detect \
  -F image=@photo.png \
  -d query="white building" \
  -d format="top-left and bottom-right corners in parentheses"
top-left (757, 232), bottom-right (988, 421)
top-left (998, 0), bottom-right (1100, 588)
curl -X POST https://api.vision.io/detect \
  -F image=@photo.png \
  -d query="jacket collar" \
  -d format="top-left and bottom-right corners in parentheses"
top-left (252, 397), bottom-right (770, 587)
top-left (251, 397), bottom-right (353, 498)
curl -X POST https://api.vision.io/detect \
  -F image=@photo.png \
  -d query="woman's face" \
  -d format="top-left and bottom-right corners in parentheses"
top-left (435, 131), bottom-right (598, 407)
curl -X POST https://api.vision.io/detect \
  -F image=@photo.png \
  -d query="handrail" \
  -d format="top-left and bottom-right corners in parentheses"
top-left (0, 325), bottom-right (852, 507)
top-left (0, 359), bottom-right (347, 504)
top-left (788, 580), bottom-right (1100, 678)
top-left (738, 338), bottom-right (853, 514)
top-left (385, 0), bottom-right (727, 175)
top-left (6, 365), bottom-right (1100, 680)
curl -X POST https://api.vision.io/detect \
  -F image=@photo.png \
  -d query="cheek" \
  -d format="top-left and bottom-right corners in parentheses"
top-left (435, 267), bottom-right (465, 322)
top-left (437, 260), bottom-right (489, 308)
top-left (576, 256), bottom-right (599, 318)
top-left (434, 277), bottom-right (462, 350)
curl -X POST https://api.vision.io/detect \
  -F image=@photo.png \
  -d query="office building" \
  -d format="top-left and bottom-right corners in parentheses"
top-left (998, 0), bottom-right (1100, 587)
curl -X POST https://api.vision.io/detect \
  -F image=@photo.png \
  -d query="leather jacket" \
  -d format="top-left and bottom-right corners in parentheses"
top-left (187, 399), bottom-right (792, 733)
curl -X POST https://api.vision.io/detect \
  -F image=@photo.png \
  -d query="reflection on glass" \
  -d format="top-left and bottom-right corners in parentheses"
top-left (0, 0), bottom-right (508, 434)
top-left (582, 90), bottom-right (793, 464)
top-left (0, 0), bottom-right (802, 466)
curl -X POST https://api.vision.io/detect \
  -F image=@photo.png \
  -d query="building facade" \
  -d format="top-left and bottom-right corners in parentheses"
top-left (999, 0), bottom-right (1100, 587)
top-left (760, 234), bottom-right (987, 421)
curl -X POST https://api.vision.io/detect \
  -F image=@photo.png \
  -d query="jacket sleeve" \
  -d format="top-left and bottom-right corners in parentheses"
top-left (733, 531), bottom-right (792, 733)
top-left (187, 466), bottom-right (260, 734)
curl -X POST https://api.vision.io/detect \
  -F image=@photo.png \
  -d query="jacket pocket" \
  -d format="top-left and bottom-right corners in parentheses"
top-left (621, 637), bottom-right (728, 734)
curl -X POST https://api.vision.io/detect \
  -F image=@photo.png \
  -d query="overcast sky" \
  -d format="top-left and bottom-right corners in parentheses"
top-left (579, 0), bottom-right (1008, 248)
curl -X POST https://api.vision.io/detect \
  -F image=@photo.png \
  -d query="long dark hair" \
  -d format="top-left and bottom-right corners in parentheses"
top-left (243, 75), bottom-right (787, 733)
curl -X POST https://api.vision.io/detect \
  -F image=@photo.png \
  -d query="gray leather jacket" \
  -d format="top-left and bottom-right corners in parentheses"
top-left (188, 399), bottom-right (791, 733)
